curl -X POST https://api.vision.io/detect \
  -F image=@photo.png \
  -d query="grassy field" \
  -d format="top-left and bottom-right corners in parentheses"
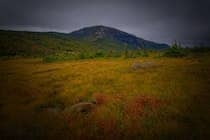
top-left (0, 53), bottom-right (210, 139)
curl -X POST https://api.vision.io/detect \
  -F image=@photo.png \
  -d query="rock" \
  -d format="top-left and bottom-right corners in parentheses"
top-left (132, 61), bottom-right (156, 70)
top-left (64, 102), bottom-right (96, 114)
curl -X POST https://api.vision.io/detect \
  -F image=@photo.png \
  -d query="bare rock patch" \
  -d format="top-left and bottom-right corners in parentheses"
top-left (131, 61), bottom-right (158, 70)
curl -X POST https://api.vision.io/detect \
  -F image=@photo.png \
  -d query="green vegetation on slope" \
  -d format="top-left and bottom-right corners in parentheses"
top-left (0, 30), bottom-right (98, 57)
top-left (0, 30), bottom-right (164, 61)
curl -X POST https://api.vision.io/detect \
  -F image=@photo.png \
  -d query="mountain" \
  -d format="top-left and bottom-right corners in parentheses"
top-left (69, 25), bottom-right (169, 50)
top-left (0, 25), bottom-right (169, 57)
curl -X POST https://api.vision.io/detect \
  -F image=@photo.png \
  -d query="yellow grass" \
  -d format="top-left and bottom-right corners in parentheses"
top-left (0, 54), bottom-right (210, 139)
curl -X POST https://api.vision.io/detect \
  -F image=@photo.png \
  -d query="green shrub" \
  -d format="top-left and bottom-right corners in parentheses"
top-left (78, 52), bottom-right (86, 59)
top-left (94, 51), bottom-right (105, 57)
top-left (123, 49), bottom-right (136, 58)
top-left (136, 49), bottom-right (149, 57)
top-left (189, 47), bottom-right (210, 53)
top-left (43, 52), bottom-right (77, 62)
top-left (164, 42), bottom-right (186, 57)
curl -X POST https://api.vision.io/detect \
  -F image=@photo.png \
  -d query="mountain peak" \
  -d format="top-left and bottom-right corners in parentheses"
top-left (90, 25), bottom-right (110, 29)
top-left (70, 25), bottom-right (120, 38)
top-left (70, 25), bottom-right (169, 49)
top-left (78, 25), bottom-right (116, 30)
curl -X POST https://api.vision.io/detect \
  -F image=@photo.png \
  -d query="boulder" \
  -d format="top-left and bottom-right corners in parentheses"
top-left (64, 102), bottom-right (96, 114)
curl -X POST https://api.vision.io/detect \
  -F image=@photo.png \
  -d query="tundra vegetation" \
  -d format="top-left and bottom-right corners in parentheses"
top-left (0, 48), bottom-right (210, 139)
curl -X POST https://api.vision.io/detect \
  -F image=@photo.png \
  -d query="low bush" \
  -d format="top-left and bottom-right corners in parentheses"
top-left (164, 42), bottom-right (186, 57)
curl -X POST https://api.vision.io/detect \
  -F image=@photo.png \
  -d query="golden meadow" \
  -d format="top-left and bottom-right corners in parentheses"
top-left (0, 51), bottom-right (210, 139)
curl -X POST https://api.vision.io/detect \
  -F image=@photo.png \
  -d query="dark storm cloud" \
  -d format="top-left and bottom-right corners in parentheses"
top-left (0, 0), bottom-right (210, 45)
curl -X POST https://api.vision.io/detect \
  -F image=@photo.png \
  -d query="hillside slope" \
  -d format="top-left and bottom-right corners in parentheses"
top-left (0, 26), bottom-right (169, 57)
top-left (0, 30), bottom-right (96, 56)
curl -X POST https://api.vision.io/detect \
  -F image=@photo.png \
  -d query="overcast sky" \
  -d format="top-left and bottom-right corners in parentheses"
top-left (0, 0), bottom-right (210, 45)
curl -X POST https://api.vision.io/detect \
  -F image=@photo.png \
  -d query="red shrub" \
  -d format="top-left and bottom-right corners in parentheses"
top-left (94, 94), bottom-right (108, 105)
top-left (125, 95), bottom-right (162, 118)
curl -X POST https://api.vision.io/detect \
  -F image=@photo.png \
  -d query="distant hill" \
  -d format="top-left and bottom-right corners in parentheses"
top-left (69, 25), bottom-right (169, 50)
top-left (0, 26), bottom-right (169, 57)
